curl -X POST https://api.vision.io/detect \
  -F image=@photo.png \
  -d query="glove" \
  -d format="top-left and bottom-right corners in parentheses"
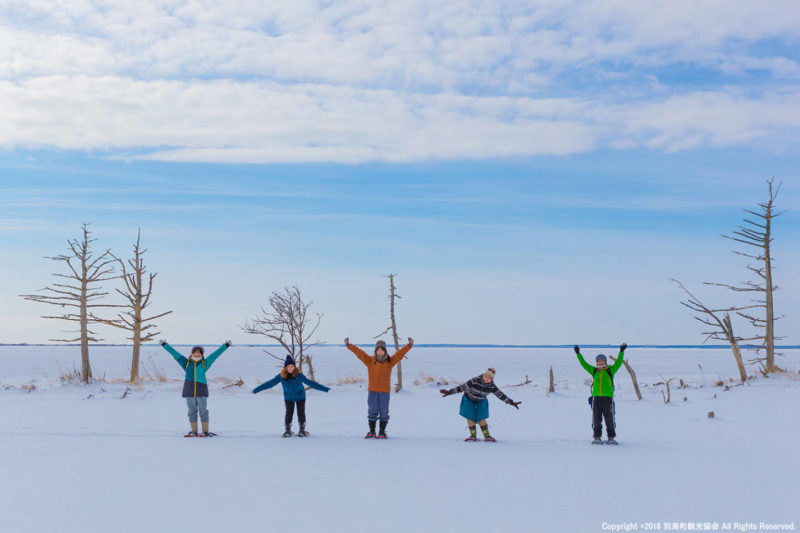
top-left (408, 337), bottom-right (414, 346)
top-left (344, 337), bottom-right (350, 347)
top-left (225, 340), bottom-right (233, 347)
top-left (573, 345), bottom-right (580, 355)
top-left (620, 343), bottom-right (627, 352)
top-left (159, 339), bottom-right (167, 346)
top-left (440, 388), bottom-right (451, 397)
top-left (511, 401), bottom-right (521, 409)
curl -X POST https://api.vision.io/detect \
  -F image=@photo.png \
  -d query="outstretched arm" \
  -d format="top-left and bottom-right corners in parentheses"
top-left (389, 338), bottom-right (414, 368)
top-left (204, 340), bottom-right (232, 369)
top-left (610, 343), bottom-right (627, 375)
top-left (573, 345), bottom-right (595, 374)
top-left (252, 374), bottom-right (282, 394)
top-left (160, 341), bottom-right (187, 367)
top-left (492, 386), bottom-right (520, 409)
top-left (345, 338), bottom-right (371, 367)
top-left (299, 374), bottom-right (330, 393)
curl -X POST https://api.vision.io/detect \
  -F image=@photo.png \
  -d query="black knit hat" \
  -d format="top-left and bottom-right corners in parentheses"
top-left (284, 355), bottom-right (296, 367)
top-left (191, 346), bottom-right (204, 356)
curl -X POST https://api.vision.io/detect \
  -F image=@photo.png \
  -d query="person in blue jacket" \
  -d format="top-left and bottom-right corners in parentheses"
top-left (252, 355), bottom-right (330, 437)
top-left (160, 339), bottom-right (232, 437)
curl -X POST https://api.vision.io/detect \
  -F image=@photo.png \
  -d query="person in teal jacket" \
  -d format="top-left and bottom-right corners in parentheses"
top-left (252, 355), bottom-right (330, 437)
top-left (573, 343), bottom-right (627, 445)
top-left (160, 340), bottom-right (231, 437)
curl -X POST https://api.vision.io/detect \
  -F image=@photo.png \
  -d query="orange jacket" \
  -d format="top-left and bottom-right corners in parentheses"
top-left (348, 343), bottom-right (412, 393)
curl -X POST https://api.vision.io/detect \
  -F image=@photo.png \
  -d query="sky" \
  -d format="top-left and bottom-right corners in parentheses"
top-left (0, 1), bottom-right (799, 345)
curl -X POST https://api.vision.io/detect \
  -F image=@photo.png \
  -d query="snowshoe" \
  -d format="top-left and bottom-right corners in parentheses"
top-left (377, 431), bottom-right (388, 439)
top-left (483, 436), bottom-right (497, 443)
top-left (464, 436), bottom-right (478, 442)
top-left (364, 431), bottom-right (376, 439)
top-left (184, 431), bottom-right (198, 438)
top-left (201, 432), bottom-right (217, 438)
top-left (297, 429), bottom-right (309, 437)
top-left (606, 438), bottom-right (618, 445)
top-left (282, 429), bottom-right (294, 438)
top-left (591, 438), bottom-right (603, 445)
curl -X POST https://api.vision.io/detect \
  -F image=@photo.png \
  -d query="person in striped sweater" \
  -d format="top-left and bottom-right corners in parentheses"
top-left (440, 368), bottom-right (521, 442)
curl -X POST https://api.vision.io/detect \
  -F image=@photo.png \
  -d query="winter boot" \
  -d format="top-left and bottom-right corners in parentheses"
top-left (377, 420), bottom-right (388, 439)
top-left (480, 424), bottom-right (495, 442)
top-left (465, 425), bottom-right (478, 442)
top-left (185, 422), bottom-right (199, 437)
top-left (365, 420), bottom-right (376, 439)
top-left (592, 437), bottom-right (603, 445)
top-left (282, 425), bottom-right (294, 438)
top-left (297, 423), bottom-right (309, 437)
top-left (606, 438), bottom-right (618, 445)
top-left (200, 421), bottom-right (216, 437)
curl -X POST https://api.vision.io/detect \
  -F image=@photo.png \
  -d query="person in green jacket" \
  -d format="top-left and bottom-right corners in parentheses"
top-left (573, 343), bottom-right (627, 445)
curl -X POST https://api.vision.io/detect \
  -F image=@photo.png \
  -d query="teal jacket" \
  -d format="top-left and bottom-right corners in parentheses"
top-left (252, 367), bottom-right (330, 402)
top-left (576, 349), bottom-right (624, 397)
top-left (162, 342), bottom-right (230, 397)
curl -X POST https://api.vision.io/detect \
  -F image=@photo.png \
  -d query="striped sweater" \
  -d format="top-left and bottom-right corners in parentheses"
top-left (447, 377), bottom-right (515, 405)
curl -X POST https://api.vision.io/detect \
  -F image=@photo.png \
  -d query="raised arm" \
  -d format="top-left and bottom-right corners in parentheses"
top-left (610, 343), bottom-right (627, 375)
top-left (345, 338), bottom-right (371, 367)
top-left (252, 374), bottom-right (282, 394)
top-left (389, 338), bottom-right (414, 368)
top-left (299, 374), bottom-right (330, 393)
top-left (573, 345), bottom-right (595, 374)
top-left (204, 340), bottom-right (232, 369)
top-left (160, 340), bottom-right (187, 367)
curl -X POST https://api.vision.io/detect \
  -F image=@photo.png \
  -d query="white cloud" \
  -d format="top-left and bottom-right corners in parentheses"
top-left (0, 1), bottom-right (799, 162)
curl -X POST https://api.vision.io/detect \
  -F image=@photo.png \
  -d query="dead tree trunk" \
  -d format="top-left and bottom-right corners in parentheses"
top-left (709, 178), bottom-right (784, 373)
top-left (610, 354), bottom-right (643, 400)
top-left (548, 366), bottom-right (554, 393)
top-left (241, 286), bottom-right (323, 380)
top-left (91, 230), bottom-right (172, 382)
top-left (20, 223), bottom-right (118, 383)
top-left (673, 280), bottom-right (752, 382)
top-left (376, 274), bottom-right (404, 392)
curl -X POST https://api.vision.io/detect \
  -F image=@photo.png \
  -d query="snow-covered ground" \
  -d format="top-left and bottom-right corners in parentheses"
top-left (0, 345), bottom-right (798, 533)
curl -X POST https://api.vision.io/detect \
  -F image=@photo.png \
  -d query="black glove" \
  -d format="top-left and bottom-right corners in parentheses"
top-left (159, 340), bottom-right (166, 346)
top-left (511, 401), bottom-right (521, 409)
top-left (440, 388), bottom-right (451, 397)
top-left (573, 345), bottom-right (580, 355)
top-left (225, 340), bottom-right (233, 347)
top-left (620, 343), bottom-right (627, 352)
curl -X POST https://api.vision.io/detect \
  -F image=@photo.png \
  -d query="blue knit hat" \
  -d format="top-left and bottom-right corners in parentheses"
top-left (595, 354), bottom-right (607, 363)
top-left (284, 355), bottom-right (296, 367)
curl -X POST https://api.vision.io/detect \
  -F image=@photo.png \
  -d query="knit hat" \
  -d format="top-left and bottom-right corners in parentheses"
top-left (374, 340), bottom-right (387, 353)
top-left (484, 368), bottom-right (496, 379)
top-left (284, 355), bottom-right (296, 368)
top-left (595, 354), bottom-right (607, 363)
top-left (191, 346), bottom-right (204, 356)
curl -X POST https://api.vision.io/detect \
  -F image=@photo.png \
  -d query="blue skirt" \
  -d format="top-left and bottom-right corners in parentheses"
top-left (459, 394), bottom-right (489, 422)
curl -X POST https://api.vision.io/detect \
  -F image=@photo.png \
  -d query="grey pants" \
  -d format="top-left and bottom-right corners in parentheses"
top-left (367, 391), bottom-right (390, 422)
top-left (186, 396), bottom-right (209, 423)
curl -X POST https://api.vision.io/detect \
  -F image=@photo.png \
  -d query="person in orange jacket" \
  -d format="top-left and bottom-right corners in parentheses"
top-left (344, 336), bottom-right (413, 439)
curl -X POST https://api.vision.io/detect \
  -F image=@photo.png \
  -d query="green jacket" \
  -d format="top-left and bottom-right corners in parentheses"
top-left (576, 350), bottom-right (624, 397)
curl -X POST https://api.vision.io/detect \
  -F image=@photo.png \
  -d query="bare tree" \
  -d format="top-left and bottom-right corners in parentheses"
top-left (91, 230), bottom-right (173, 382)
top-left (707, 179), bottom-right (785, 373)
top-left (672, 279), bottom-right (755, 382)
top-left (609, 354), bottom-right (643, 400)
top-left (20, 223), bottom-right (118, 383)
top-left (241, 286), bottom-right (323, 380)
top-left (375, 273), bottom-right (404, 392)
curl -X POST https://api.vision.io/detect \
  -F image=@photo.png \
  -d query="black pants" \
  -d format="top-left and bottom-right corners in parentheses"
top-left (591, 396), bottom-right (616, 438)
top-left (285, 400), bottom-right (306, 426)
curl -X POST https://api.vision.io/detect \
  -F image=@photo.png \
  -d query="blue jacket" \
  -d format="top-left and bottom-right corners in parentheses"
top-left (252, 368), bottom-right (330, 401)
top-left (162, 342), bottom-right (230, 397)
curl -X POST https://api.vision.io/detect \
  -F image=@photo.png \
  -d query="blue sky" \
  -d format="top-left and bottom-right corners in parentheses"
top-left (1, 1), bottom-right (799, 345)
